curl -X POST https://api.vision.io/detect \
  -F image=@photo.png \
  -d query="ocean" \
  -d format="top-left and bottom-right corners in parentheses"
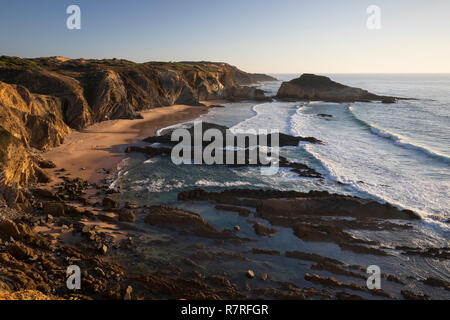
top-left (114, 73), bottom-right (450, 233)
top-left (110, 74), bottom-right (450, 298)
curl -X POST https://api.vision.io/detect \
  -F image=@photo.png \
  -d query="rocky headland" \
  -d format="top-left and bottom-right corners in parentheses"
top-left (0, 56), bottom-right (275, 206)
top-left (276, 73), bottom-right (402, 103)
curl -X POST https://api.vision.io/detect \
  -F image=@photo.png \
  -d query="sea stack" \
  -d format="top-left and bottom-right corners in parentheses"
top-left (276, 73), bottom-right (398, 103)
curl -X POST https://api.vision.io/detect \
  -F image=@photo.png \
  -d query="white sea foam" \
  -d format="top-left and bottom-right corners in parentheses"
top-left (290, 102), bottom-right (449, 230)
top-left (348, 106), bottom-right (450, 163)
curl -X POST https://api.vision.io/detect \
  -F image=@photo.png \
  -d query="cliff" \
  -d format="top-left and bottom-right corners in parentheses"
top-left (0, 56), bottom-right (275, 198)
top-left (0, 57), bottom-right (276, 129)
top-left (276, 74), bottom-right (398, 103)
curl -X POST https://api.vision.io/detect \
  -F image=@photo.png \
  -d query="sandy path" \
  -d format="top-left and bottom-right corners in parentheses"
top-left (44, 104), bottom-right (210, 184)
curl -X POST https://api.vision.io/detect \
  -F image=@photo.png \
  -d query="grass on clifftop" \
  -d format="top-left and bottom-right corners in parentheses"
top-left (0, 56), bottom-right (39, 70)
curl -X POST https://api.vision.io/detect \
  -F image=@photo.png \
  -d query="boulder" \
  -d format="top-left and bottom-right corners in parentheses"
top-left (102, 197), bottom-right (120, 210)
top-left (253, 222), bottom-right (277, 236)
top-left (118, 209), bottom-right (136, 223)
top-left (42, 202), bottom-right (65, 216)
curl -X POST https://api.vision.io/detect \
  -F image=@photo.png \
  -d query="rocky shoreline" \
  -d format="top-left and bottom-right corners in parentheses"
top-left (0, 57), bottom-right (448, 300)
top-left (2, 167), bottom-right (448, 300)
top-left (1, 115), bottom-right (449, 300)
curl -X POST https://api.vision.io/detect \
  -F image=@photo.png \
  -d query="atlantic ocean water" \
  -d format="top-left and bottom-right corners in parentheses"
top-left (111, 74), bottom-right (449, 293)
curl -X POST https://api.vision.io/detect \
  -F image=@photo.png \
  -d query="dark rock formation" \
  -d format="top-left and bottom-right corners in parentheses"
top-left (144, 122), bottom-right (322, 147)
top-left (118, 209), bottom-right (136, 223)
top-left (277, 73), bottom-right (401, 102)
top-left (256, 196), bottom-right (420, 220)
top-left (144, 205), bottom-right (236, 239)
top-left (177, 188), bottom-right (419, 257)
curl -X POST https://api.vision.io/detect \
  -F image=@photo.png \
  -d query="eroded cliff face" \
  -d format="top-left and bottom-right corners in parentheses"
top-left (0, 57), bottom-right (274, 128)
top-left (0, 81), bottom-right (72, 209)
top-left (0, 56), bottom-right (275, 193)
top-left (0, 81), bottom-right (70, 186)
top-left (0, 68), bottom-right (93, 129)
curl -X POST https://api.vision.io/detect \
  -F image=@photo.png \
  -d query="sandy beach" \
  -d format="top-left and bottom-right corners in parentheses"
top-left (44, 104), bottom-right (210, 184)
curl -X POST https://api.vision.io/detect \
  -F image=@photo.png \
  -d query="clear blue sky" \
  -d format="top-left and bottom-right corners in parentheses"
top-left (1, 0), bottom-right (449, 73)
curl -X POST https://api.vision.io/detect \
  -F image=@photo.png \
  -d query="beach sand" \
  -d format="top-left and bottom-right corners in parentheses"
top-left (44, 104), bottom-right (211, 184)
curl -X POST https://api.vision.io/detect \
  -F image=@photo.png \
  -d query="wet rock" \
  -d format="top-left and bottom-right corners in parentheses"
top-left (304, 273), bottom-right (364, 292)
top-left (399, 246), bottom-right (450, 260)
top-left (335, 292), bottom-right (365, 300)
top-left (207, 275), bottom-right (236, 290)
top-left (257, 196), bottom-right (420, 221)
top-left (144, 122), bottom-right (322, 149)
top-left (253, 222), bottom-right (277, 236)
top-left (118, 209), bottom-right (136, 222)
top-left (251, 248), bottom-right (281, 256)
top-left (382, 97), bottom-right (397, 104)
top-left (261, 273), bottom-right (268, 281)
top-left (339, 243), bottom-right (389, 256)
top-left (401, 289), bottom-right (432, 300)
top-left (144, 205), bottom-right (224, 238)
top-left (246, 270), bottom-right (255, 279)
top-left (384, 274), bottom-right (406, 285)
top-left (311, 262), bottom-right (365, 280)
top-left (215, 205), bottom-right (251, 217)
top-left (191, 250), bottom-right (250, 262)
top-left (233, 225), bottom-right (240, 231)
top-left (285, 251), bottom-right (344, 265)
top-left (422, 277), bottom-right (450, 290)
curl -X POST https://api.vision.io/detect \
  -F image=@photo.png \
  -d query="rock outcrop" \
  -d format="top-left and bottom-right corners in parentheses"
top-left (0, 81), bottom-right (70, 189)
top-left (276, 73), bottom-right (401, 102)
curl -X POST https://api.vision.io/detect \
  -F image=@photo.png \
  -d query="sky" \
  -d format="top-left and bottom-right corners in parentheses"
top-left (1, 0), bottom-right (449, 73)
